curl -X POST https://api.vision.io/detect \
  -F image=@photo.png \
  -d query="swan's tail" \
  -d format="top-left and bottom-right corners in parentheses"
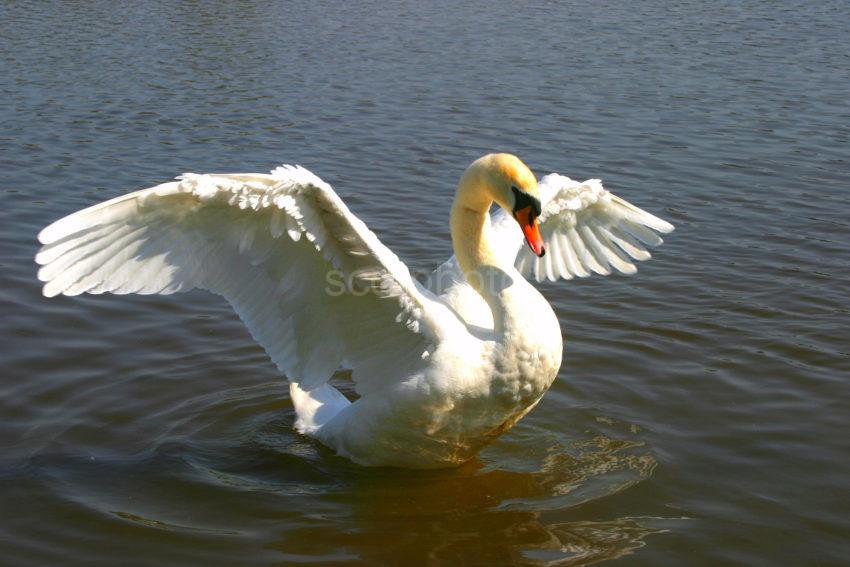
top-left (289, 382), bottom-right (351, 435)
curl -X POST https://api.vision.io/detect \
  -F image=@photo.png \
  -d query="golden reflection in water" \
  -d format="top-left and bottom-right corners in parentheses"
top-left (23, 385), bottom-right (669, 566)
top-left (265, 429), bottom-right (662, 565)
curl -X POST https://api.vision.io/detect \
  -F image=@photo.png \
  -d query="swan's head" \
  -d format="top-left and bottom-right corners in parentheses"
top-left (468, 153), bottom-right (545, 257)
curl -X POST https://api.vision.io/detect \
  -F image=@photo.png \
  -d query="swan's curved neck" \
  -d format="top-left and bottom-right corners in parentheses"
top-left (450, 172), bottom-right (517, 332)
top-left (450, 173), bottom-right (504, 279)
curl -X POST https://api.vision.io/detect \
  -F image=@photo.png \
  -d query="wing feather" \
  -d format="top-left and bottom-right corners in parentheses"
top-left (591, 225), bottom-right (637, 274)
top-left (36, 167), bottom-right (455, 394)
top-left (559, 232), bottom-right (586, 277)
top-left (515, 174), bottom-right (673, 282)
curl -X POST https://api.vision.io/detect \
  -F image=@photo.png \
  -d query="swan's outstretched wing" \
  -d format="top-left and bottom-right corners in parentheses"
top-left (502, 174), bottom-right (674, 282)
top-left (36, 166), bottom-right (451, 394)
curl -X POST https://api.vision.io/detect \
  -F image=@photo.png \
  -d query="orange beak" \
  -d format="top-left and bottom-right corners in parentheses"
top-left (514, 206), bottom-right (546, 257)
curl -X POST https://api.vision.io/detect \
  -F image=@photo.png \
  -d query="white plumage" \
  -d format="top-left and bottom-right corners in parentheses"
top-left (36, 154), bottom-right (673, 468)
top-left (513, 174), bottom-right (673, 281)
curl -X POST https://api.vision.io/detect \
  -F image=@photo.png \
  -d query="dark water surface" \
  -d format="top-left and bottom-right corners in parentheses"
top-left (2, 1), bottom-right (848, 565)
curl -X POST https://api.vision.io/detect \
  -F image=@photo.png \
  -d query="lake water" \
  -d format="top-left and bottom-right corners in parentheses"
top-left (2, 1), bottom-right (848, 565)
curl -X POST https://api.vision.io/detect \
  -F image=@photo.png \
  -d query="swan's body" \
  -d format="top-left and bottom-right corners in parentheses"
top-left (36, 154), bottom-right (673, 468)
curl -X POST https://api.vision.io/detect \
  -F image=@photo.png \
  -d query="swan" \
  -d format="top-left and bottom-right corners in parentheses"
top-left (35, 154), bottom-right (673, 468)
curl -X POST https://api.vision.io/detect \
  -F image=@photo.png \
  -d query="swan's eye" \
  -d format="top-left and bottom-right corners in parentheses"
top-left (511, 186), bottom-right (541, 218)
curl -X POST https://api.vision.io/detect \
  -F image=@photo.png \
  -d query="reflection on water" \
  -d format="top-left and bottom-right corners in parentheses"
top-left (269, 511), bottom-right (666, 566)
top-left (264, 405), bottom-right (659, 565)
top-left (313, 426), bottom-right (664, 565)
top-left (9, 382), bottom-right (667, 565)
top-left (523, 518), bottom-right (667, 566)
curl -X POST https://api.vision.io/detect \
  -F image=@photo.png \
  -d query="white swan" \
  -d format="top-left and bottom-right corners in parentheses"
top-left (36, 154), bottom-right (673, 468)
